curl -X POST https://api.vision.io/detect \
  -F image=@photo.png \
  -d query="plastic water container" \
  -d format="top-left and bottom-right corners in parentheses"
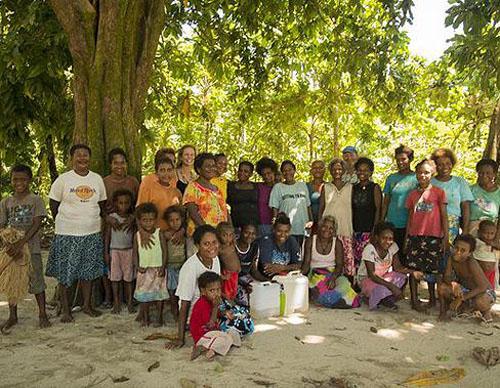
top-left (249, 281), bottom-right (281, 318)
top-left (272, 270), bottom-right (309, 316)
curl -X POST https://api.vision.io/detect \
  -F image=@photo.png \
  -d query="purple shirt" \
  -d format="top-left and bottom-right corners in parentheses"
top-left (257, 183), bottom-right (273, 225)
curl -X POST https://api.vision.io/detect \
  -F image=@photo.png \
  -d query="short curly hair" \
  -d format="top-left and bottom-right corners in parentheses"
top-left (431, 148), bottom-right (457, 166)
top-left (255, 157), bottom-right (278, 176)
top-left (476, 158), bottom-right (498, 173)
top-left (193, 152), bottom-right (216, 175)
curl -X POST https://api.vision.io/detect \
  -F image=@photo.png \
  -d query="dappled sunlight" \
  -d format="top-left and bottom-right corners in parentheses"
top-left (491, 302), bottom-right (500, 313)
top-left (266, 313), bottom-right (307, 326)
top-left (404, 356), bottom-right (415, 363)
top-left (301, 335), bottom-right (325, 344)
top-left (374, 328), bottom-right (403, 340)
top-left (0, 300), bottom-right (8, 307)
top-left (403, 321), bottom-right (435, 334)
top-left (447, 335), bottom-right (464, 340)
top-left (253, 323), bottom-right (280, 333)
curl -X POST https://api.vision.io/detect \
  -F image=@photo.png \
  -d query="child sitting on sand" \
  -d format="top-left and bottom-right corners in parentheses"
top-left (104, 189), bottom-right (136, 314)
top-left (473, 220), bottom-right (499, 289)
top-left (216, 222), bottom-right (241, 301)
top-left (0, 164), bottom-right (50, 332)
top-left (438, 234), bottom-right (495, 322)
top-left (163, 205), bottom-right (195, 320)
top-left (134, 203), bottom-right (168, 326)
top-left (190, 272), bottom-right (242, 360)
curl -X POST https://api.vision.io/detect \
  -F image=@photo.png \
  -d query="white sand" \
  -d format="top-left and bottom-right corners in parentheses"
top-left (1, 260), bottom-right (500, 387)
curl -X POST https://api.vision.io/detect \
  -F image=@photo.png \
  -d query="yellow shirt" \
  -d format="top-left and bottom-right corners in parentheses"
top-left (211, 176), bottom-right (228, 202)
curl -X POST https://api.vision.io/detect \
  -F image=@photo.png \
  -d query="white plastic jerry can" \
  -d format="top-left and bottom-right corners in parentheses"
top-left (272, 270), bottom-right (309, 316)
top-left (249, 281), bottom-right (281, 318)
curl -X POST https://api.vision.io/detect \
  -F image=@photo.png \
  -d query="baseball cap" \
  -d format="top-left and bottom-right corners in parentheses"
top-left (342, 146), bottom-right (357, 154)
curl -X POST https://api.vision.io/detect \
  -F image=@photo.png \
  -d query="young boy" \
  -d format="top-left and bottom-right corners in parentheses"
top-left (438, 234), bottom-right (495, 322)
top-left (473, 220), bottom-right (500, 289)
top-left (0, 165), bottom-right (50, 330)
top-left (216, 222), bottom-right (241, 301)
top-left (190, 271), bottom-right (241, 360)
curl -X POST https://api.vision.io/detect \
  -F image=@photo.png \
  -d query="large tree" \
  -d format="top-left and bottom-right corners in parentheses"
top-left (445, 0), bottom-right (500, 161)
top-left (48, 0), bottom-right (165, 177)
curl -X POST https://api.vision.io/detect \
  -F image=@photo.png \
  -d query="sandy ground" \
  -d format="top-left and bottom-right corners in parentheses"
top-left (1, 256), bottom-right (500, 388)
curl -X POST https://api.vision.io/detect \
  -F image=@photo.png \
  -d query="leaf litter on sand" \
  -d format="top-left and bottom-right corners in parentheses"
top-left (179, 378), bottom-right (197, 388)
top-left (110, 376), bottom-right (129, 383)
top-left (143, 332), bottom-right (178, 341)
top-left (404, 368), bottom-right (465, 386)
top-left (147, 361), bottom-right (160, 372)
top-left (302, 376), bottom-right (357, 387)
top-left (472, 346), bottom-right (500, 367)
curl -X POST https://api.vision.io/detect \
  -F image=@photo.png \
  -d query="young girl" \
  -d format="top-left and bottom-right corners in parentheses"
top-left (104, 189), bottom-right (135, 314)
top-left (405, 159), bottom-right (448, 312)
top-left (358, 222), bottom-right (422, 310)
top-left (136, 157), bottom-right (182, 231)
top-left (473, 220), bottom-right (500, 289)
top-left (216, 222), bottom-right (241, 301)
top-left (190, 272), bottom-right (242, 360)
top-left (235, 224), bottom-right (259, 306)
top-left (133, 203), bottom-right (168, 326)
top-left (163, 205), bottom-right (195, 320)
top-left (352, 157), bottom-right (382, 271)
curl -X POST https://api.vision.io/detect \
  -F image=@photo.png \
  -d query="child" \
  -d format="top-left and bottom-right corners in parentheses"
top-left (358, 222), bottom-right (422, 310)
top-left (0, 165), bottom-right (50, 331)
top-left (438, 234), bottom-right (495, 322)
top-left (473, 220), bottom-right (500, 289)
top-left (405, 159), bottom-right (448, 312)
top-left (235, 224), bottom-right (259, 306)
top-left (104, 189), bottom-right (135, 314)
top-left (163, 205), bottom-right (195, 320)
top-left (216, 222), bottom-right (241, 301)
top-left (190, 272), bottom-right (241, 360)
top-left (133, 203), bottom-right (168, 326)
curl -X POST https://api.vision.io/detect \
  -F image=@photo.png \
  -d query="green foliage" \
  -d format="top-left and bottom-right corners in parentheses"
top-left (0, 0), bottom-right (72, 189)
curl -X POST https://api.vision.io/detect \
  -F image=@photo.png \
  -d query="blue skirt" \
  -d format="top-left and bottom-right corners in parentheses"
top-left (46, 233), bottom-right (106, 286)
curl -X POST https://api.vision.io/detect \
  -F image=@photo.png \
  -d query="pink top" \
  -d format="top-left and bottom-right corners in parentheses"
top-left (406, 186), bottom-right (447, 238)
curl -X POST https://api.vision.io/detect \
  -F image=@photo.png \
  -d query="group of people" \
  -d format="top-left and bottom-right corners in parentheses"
top-left (0, 142), bottom-right (499, 358)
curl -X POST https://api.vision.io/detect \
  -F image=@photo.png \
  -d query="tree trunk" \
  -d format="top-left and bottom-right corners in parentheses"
top-left (46, 135), bottom-right (59, 183)
top-left (483, 101), bottom-right (500, 162)
top-left (48, 0), bottom-right (165, 178)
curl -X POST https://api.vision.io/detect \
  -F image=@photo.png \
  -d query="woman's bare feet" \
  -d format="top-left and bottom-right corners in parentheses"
top-left (411, 301), bottom-right (429, 313)
top-left (60, 313), bottom-right (74, 323)
top-left (39, 315), bottom-right (51, 328)
top-left (82, 307), bottom-right (102, 317)
top-left (0, 316), bottom-right (18, 333)
top-left (111, 304), bottom-right (122, 314)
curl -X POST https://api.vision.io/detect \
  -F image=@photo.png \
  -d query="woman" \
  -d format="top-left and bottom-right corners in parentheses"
top-left (137, 157), bottom-right (182, 230)
top-left (176, 145), bottom-right (197, 194)
top-left (212, 153), bottom-right (229, 202)
top-left (302, 216), bottom-right (359, 308)
top-left (227, 161), bottom-right (259, 230)
top-left (167, 224), bottom-right (221, 349)
top-left (46, 144), bottom-right (107, 322)
top-left (269, 160), bottom-right (312, 246)
top-left (307, 160), bottom-right (326, 225)
top-left (318, 159), bottom-right (355, 277)
top-left (352, 157), bottom-right (382, 269)
top-left (431, 148), bottom-right (474, 242)
top-left (183, 153), bottom-right (229, 236)
top-left (255, 157), bottom-right (278, 236)
top-left (103, 147), bottom-right (140, 214)
top-left (470, 159), bottom-right (500, 236)
top-left (255, 213), bottom-right (302, 280)
top-left (358, 222), bottom-right (421, 310)
top-left (381, 145), bottom-right (417, 257)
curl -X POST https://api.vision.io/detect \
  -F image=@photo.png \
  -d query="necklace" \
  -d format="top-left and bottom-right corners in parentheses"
top-left (235, 242), bottom-right (250, 255)
top-left (316, 237), bottom-right (332, 254)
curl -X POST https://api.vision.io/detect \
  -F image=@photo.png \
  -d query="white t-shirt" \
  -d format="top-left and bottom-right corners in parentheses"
top-left (357, 242), bottom-right (399, 279)
top-left (176, 253), bottom-right (221, 311)
top-left (49, 170), bottom-right (107, 236)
